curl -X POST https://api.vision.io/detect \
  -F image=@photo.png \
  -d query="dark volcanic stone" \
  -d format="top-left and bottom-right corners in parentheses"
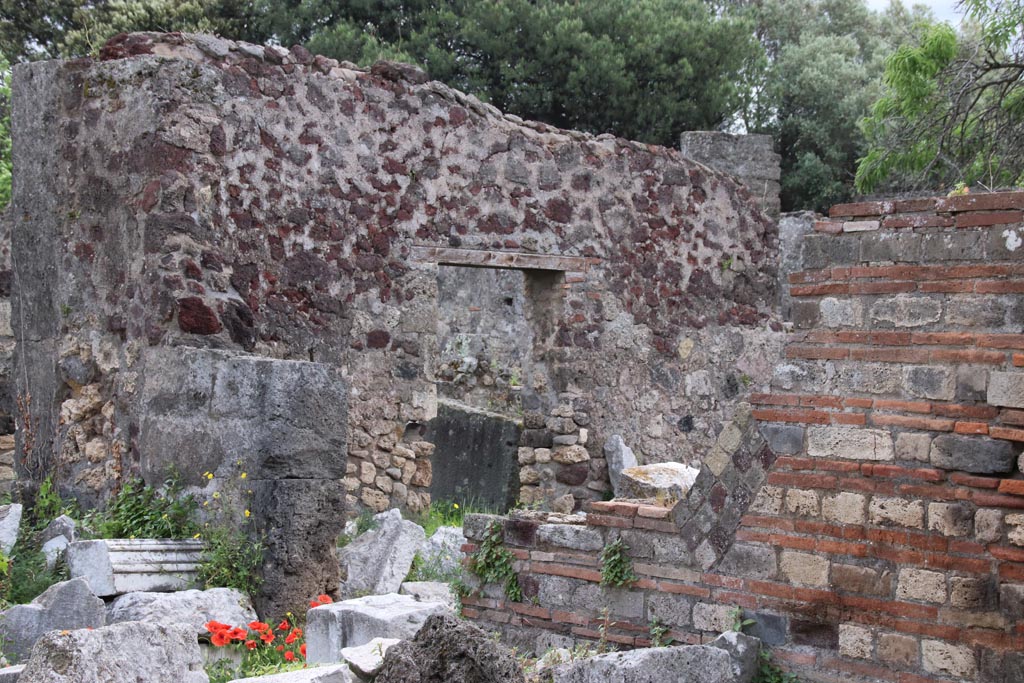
top-left (375, 613), bottom-right (525, 683)
top-left (177, 296), bottom-right (221, 334)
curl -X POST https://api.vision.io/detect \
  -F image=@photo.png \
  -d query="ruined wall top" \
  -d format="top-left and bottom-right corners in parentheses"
top-left (679, 131), bottom-right (781, 219)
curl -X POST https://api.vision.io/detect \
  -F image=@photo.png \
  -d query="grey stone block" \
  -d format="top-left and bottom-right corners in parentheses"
top-left (988, 225), bottom-right (1024, 260)
top-left (17, 621), bottom-right (205, 683)
top-left (341, 638), bottom-right (398, 680)
top-left (709, 631), bottom-right (761, 683)
top-left (551, 638), bottom-right (758, 683)
top-left (0, 578), bottom-right (105, 663)
top-left (0, 665), bottom-right (24, 683)
top-left (537, 524), bottom-right (603, 552)
top-left (743, 611), bottom-right (788, 646)
top-left (66, 539), bottom-right (204, 597)
top-left (904, 365), bottom-right (955, 401)
top-left (860, 231), bottom-right (921, 262)
top-left (461, 513), bottom-right (503, 541)
top-left (399, 582), bottom-right (455, 608)
top-left (758, 424), bottom-right (804, 455)
top-left (106, 588), bottom-right (257, 635)
top-left (802, 234), bottom-right (859, 269)
top-left (0, 505), bottom-right (22, 555)
top-left (717, 543), bottom-right (777, 579)
top-left (988, 372), bottom-right (1024, 409)
top-left (999, 583), bottom-right (1024, 620)
top-left (230, 664), bottom-right (354, 683)
top-left (930, 435), bottom-right (1016, 474)
top-left (922, 231), bottom-right (986, 261)
top-left (946, 296), bottom-right (1009, 328)
top-left (338, 509), bottom-right (426, 598)
top-left (645, 593), bottom-right (694, 628)
top-left (870, 296), bottom-right (942, 328)
top-left (305, 594), bottom-right (449, 664)
top-left (956, 366), bottom-right (989, 402)
top-left (603, 435), bottom-right (638, 497)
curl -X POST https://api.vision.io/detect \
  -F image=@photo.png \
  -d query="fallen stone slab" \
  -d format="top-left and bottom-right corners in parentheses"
top-left (603, 436), bottom-right (638, 497)
top-left (551, 636), bottom-right (760, 683)
top-left (616, 462), bottom-right (700, 503)
top-left (107, 588), bottom-right (257, 634)
top-left (39, 516), bottom-right (78, 571)
top-left (399, 582), bottom-right (455, 608)
top-left (306, 594), bottom-right (448, 664)
top-left (66, 538), bottom-right (204, 597)
top-left (17, 621), bottom-right (206, 683)
top-left (229, 664), bottom-right (354, 683)
top-left (39, 516), bottom-right (76, 546)
top-left (418, 526), bottom-right (466, 578)
top-left (341, 637), bottom-right (400, 681)
top-left (0, 578), bottom-right (105, 662)
top-left (338, 510), bottom-right (425, 598)
top-left (40, 538), bottom-right (68, 572)
top-left (0, 665), bottom-right (24, 683)
top-left (0, 505), bottom-right (22, 555)
top-left (708, 631), bottom-right (761, 682)
top-left (375, 612), bottom-right (524, 683)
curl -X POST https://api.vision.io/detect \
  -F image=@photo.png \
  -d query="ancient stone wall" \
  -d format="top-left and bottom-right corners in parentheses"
top-left (462, 192), bottom-right (1024, 683)
top-left (9, 33), bottom-right (780, 516)
top-left (679, 132), bottom-right (781, 219)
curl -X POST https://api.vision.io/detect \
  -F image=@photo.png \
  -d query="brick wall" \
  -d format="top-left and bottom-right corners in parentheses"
top-left (462, 192), bottom-right (1024, 683)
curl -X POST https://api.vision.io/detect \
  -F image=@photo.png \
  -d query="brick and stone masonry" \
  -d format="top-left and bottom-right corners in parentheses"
top-left (462, 193), bottom-right (1024, 683)
top-left (7, 32), bottom-right (781, 520)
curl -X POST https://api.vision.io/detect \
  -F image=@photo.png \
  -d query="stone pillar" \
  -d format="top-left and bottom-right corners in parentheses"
top-left (137, 347), bottom-right (348, 618)
top-left (680, 132), bottom-right (781, 219)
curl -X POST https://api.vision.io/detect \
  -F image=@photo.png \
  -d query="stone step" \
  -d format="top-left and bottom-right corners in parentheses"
top-left (66, 539), bottom-right (205, 597)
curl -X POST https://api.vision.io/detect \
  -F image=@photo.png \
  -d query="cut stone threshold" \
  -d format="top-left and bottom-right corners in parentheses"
top-left (66, 539), bottom-right (204, 597)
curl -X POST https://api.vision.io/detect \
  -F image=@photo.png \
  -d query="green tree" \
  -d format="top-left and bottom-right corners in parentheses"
top-left (0, 0), bottom-right (268, 62)
top-left (300, 0), bottom-right (760, 147)
top-left (856, 0), bottom-right (1024, 192)
top-left (740, 0), bottom-right (930, 211)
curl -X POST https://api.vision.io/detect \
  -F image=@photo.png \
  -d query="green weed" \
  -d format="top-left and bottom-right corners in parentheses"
top-left (196, 525), bottom-right (264, 596)
top-left (87, 477), bottom-right (198, 540)
top-left (469, 520), bottom-right (521, 602)
top-left (599, 538), bottom-right (637, 588)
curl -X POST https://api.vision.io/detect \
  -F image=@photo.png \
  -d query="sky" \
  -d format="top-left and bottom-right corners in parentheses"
top-left (866, 0), bottom-right (966, 24)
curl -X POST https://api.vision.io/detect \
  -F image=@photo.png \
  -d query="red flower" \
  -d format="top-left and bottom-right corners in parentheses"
top-left (309, 593), bottom-right (333, 608)
top-left (276, 645), bottom-right (285, 652)
top-left (285, 632), bottom-right (298, 645)
top-left (284, 651), bottom-right (296, 662)
top-left (260, 632), bottom-right (275, 644)
top-left (300, 644), bottom-right (307, 658)
top-left (277, 619), bottom-right (290, 632)
top-left (205, 620), bottom-right (230, 633)
top-left (229, 627), bottom-right (248, 641)
top-left (210, 631), bottom-right (230, 647)
top-left (245, 640), bottom-right (257, 650)
top-left (248, 621), bottom-right (270, 632)
top-left (290, 628), bottom-right (303, 639)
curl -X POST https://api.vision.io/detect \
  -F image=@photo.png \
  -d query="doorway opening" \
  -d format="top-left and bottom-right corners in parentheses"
top-left (425, 265), bottom-right (564, 511)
